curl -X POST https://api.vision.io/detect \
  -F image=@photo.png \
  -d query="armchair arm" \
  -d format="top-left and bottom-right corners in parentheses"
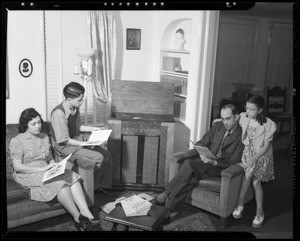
top-left (219, 163), bottom-right (245, 217)
top-left (221, 163), bottom-right (244, 179)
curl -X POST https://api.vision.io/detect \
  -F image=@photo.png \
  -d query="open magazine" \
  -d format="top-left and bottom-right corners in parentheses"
top-left (80, 129), bottom-right (113, 146)
top-left (194, 145), bottom-right (217, 160)
top-left (42, 154), bottom-right (72, 183)
top-left (100, 193), bottom-right (154, 214)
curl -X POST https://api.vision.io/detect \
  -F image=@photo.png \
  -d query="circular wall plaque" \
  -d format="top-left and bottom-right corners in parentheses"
top-left (19, 59), bottom-right (33, 78)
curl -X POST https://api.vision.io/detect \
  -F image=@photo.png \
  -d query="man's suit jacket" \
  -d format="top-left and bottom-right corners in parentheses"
top-left (195, 121), bottom-right (244, 169)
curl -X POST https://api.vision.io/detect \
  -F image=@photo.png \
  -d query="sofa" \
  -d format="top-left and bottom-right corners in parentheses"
top-left (6, 122), bottom-right (95, 229)
top-left (169, 149), bottom-right (253, 228)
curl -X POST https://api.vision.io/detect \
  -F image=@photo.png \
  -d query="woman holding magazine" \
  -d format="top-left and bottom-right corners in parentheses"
top-left (9, 108), bottom-right (99, 231)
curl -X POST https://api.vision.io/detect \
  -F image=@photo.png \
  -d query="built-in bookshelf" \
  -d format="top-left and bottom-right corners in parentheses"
top-left (160, 49), bottom-right (189, 122)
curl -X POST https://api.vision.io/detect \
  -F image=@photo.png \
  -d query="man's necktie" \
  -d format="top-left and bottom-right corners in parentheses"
top-left (216, 130), bottom-right (231, 158)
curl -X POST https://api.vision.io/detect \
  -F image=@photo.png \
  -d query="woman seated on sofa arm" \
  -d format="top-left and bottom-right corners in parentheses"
top-left (9, 108), bottom-right (100, 231)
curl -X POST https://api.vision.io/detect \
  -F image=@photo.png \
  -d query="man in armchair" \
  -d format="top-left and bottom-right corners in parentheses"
top-left (156, 104), bottom-right (244, 216)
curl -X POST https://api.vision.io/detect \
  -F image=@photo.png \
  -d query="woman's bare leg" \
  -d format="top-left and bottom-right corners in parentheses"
top-left (57, 186), bottom-right (80, 222)
top-left (70, 181), bottom-right (94, 219)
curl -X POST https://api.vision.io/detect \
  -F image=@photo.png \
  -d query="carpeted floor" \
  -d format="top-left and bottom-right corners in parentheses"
top-left (8, 190), bottom-right (216, 232)
top-left (7, 133), bottom-right (294, 239)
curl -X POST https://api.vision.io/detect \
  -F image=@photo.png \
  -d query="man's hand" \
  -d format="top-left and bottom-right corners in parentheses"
top-left (200, 155), bottom-right (216, 165)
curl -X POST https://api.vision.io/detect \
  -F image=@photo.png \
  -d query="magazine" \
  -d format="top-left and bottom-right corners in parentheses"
top-left (100, 196), bottom-right (127, 214)
top-left (100, 193), bottom-right (154, 214)
top-left (42, 154), bottom-right (72, 183)
top-left (194, 145), bottom-right (217, 160)
top-left (120, 195), bottom-right (152, 217)
top-left (137, 193), bottom-right (154, 202)
top-left (80, 129), bottom-right (113, 146)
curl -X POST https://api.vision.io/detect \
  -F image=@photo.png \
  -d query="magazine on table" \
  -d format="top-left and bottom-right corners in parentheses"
top-left (80, 129), bottom-right (113, 146)
top-left (100, 193), bottom-right (154, 214)
top-left (42, 154), bottom-right (72, 183)
top-left (120, 195), bottom-right (152, 217)
top-left (137, 193), bottom-right (154, 202)
top-left (100, 196), bottom-right (127, 214)
top-left (194, 145), bottom-right (218, 160)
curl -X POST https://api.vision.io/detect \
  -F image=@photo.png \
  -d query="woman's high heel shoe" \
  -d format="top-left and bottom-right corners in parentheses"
top-left (74, 220), bottom-right (86, 231)
top-left (79, 214), bottom-right (100, 230)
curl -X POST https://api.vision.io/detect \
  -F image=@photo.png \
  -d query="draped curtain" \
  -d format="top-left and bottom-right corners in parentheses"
top-left (88, 11), bottom-right (117, 125)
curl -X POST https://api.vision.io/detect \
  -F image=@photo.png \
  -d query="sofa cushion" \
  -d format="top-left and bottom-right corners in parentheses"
top-left (7, 177), bottom-right (30, 204)
top-left (198, 177), bottom-right (221, 193)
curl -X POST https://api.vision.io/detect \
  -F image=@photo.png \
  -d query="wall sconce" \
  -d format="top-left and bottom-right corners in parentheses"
top-left (74, 48), bottom-right (96, 89)
top-left (74, 48), bottom-right (96, 124)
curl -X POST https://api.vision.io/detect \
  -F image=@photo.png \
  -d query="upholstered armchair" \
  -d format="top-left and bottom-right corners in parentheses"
top-left (169, 149), bottom-right (253, 228)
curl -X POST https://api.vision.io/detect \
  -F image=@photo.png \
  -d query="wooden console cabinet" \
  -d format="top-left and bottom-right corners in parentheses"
top-left (108, 80), bottom-right (175, 191)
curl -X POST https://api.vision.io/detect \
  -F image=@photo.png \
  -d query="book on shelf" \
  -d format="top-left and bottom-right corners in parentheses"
top-left (42, 154), bottom-right (72, 183)
top-left (194, 145), bottom-right (218, 160)
top-left (120, 195), bottom-right (152, 217)
top-left (80, 129), bottom-right (113, 146)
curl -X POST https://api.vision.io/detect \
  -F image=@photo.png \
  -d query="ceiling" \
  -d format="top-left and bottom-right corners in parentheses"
top-left (222, 2), bottom-right (294, 19)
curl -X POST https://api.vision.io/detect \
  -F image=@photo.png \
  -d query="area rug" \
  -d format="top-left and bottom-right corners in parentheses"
top-left (10, 190), bottom-right (216, 232)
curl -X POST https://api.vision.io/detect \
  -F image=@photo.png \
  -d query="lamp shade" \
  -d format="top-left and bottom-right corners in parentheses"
top-left (76, 48), bottom-right (96, 61)
top-left (232, 82), bottom-right (255, 94)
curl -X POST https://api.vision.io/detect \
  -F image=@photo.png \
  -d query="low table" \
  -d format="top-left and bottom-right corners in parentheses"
top-left (104, 203), bottom-right (169, 231)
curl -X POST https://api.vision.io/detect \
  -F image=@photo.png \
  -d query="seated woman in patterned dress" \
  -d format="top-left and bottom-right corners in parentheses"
top-left (9, 108), bottom-right (99, 231)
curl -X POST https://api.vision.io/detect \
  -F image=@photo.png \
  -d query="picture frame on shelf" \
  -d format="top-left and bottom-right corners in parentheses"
top-left (126, 29), bottom-right (141, 50)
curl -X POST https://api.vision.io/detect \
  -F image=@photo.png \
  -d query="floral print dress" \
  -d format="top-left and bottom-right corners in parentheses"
top-left (9, 132), bottom-right (81, 202)
top-left (240, 125), bottom-right (275, 182)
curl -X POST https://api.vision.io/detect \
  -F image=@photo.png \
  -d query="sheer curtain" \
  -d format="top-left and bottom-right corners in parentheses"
top-left (88, 11), bottom-right (117, 126)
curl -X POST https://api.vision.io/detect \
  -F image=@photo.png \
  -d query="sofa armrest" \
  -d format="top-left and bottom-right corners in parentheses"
top-left (57, 154), bottom-right (95, 207)
top-left (75, 158), bottom-right (96, 170)
top-left (78, 167), bottom-right (94, 207)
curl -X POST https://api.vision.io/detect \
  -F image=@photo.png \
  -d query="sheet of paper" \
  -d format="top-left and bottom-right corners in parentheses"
top-left (100, 196), bottom-right (127, 214)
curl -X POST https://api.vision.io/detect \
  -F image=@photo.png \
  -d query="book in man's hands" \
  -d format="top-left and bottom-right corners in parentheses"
top-left (194, 145), bottom-right (218, 160)
top-left (42, 154), bottom-right (72, 183)
top-left (80, 129), bottom-right (113, 146)
top-left (120, 195), bottom-right (152, 217)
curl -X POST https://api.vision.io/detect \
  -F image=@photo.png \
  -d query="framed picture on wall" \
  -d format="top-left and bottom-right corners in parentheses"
top-left (126, 29), bottom-right (141, 50)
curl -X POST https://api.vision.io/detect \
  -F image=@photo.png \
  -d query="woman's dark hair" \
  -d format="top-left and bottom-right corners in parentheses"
top-left (246, 95), bottom-right (267, 125)
top-left (18, 108), bottom-right (43, 133)
top-left (221, 104), bottom-right (239, 116)
top-left (176, 28), bottom-right (184, 36)
top-left (63, 82), bottom-right (85, 99)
